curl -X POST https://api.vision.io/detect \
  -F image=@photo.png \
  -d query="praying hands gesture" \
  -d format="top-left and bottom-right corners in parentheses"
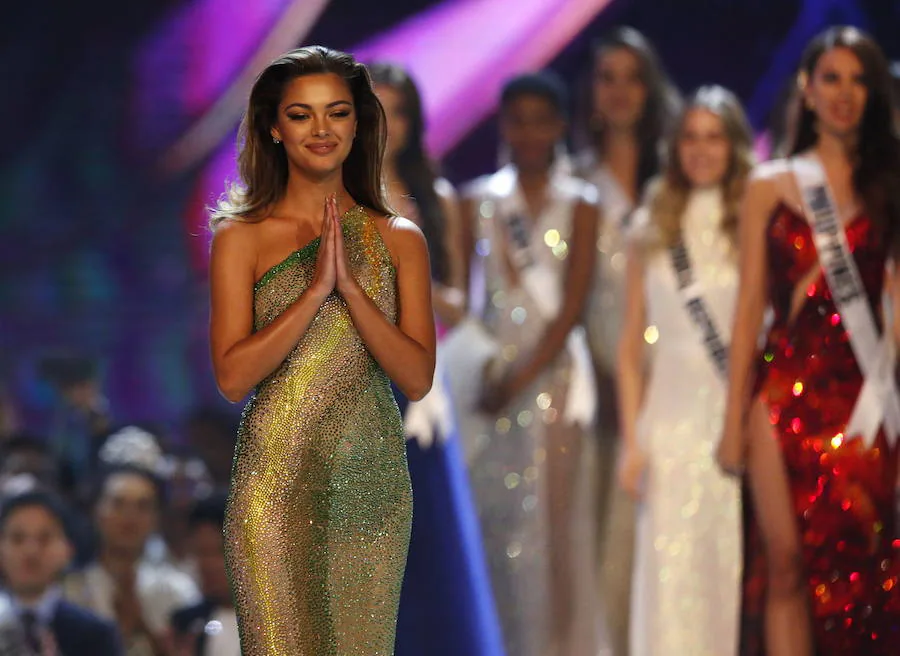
top-left (310, 194), bottom-right (360, 299)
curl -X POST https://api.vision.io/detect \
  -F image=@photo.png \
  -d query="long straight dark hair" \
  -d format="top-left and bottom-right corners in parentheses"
top-left (791, 26), bottom-right (900, 251)
top-left (368, 63), bottom-right (448, 283)
top-left (210, 46), bottom-right (391, 227)
top-left (577, 27), bottom-right (682, 192)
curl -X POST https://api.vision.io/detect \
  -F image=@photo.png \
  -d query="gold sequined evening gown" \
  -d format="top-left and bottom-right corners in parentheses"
top-left (224, 205), bottom-right (413, 655)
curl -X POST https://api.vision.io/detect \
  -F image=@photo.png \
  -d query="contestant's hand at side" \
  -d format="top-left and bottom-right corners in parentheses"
top-left (617, 445), bottom-right (647, 499)
top-left (716, 420), bottom-right (747, 478)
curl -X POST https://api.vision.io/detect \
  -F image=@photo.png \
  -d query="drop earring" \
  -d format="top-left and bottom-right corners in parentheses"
top-left (273, 136), bottom-right (281, 144)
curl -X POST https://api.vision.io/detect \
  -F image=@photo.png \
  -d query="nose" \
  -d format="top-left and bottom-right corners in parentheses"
top-left (838, 77), bottom-right (855, 98)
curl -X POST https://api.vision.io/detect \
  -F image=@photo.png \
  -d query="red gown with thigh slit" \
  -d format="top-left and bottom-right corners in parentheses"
top-left (741, 204), bottom-right (900, 655)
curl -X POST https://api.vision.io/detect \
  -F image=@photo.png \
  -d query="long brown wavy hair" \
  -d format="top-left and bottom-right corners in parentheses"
top-left (790, 26), bottom-right (900, 253)
top-left (209, 46), bottom-right (391, 228)
top-left (368, 63), bottom-right (449, 283)
top-left (647, 85), bottom-right (754, 250)
top-left (576, 27), bottom-right (682, 192)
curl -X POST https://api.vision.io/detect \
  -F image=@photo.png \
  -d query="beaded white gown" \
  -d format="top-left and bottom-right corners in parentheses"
top-left (455, 164), bottom-right (603, 656)
top-left (629, 188), bottom-right (742, 656)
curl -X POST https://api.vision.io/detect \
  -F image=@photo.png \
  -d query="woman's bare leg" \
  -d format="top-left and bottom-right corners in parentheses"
top-left (745, 399), bottom-right (813, 656)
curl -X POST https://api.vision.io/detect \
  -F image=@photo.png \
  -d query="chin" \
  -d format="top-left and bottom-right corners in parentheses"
top-left (299, 159), bottom-right (343, 178)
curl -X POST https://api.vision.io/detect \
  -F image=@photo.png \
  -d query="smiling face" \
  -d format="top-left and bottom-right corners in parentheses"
top-left (95, 471), bottom-right (159, 555)
top-left (804, 46), bottom-right (868, 139)
top-left (677, 107), bottom-right (731, 189)
top-left (270, 73), bottom-right (358, 178)
top-left (0, 505), bottom-right (72, 599)
top-left (500, 94), bottom-right (565, 173)
top-left (593, 46), bottom-right (648, 132)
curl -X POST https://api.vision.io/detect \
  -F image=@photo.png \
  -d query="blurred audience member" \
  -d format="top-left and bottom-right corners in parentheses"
top-left (63, 465), bottom-right (199, 655)
top-left (0, 491), bottom-right (123, 655)
top-left (0, 435), bottom-right (97, 568)
top-left (170, 493), bottom-right (238, 656)
top-left (0, 434), bottom-right (59, 493)
top-left (151, 452), bottom-right (213, 580)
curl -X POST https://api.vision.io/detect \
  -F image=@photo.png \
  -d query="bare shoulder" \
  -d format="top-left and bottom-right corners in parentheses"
top-left (434, 176), bottom-right (458, 202)
top-left (744, 160), bottom-right (793, 209)
top-left (749, 159), bottom-right (793, 190)
top-left (210, 218), bottom-right (259, 263)
top-left (366, 210), bottom-right (428, 264)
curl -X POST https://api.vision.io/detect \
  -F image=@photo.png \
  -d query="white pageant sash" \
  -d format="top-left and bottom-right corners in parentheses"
top-left (793, 156), bottom-right (900, 447)
top-left (669, 237), bottom-right (730, 378)
top-left (489, 166), bottom-right (597, 427)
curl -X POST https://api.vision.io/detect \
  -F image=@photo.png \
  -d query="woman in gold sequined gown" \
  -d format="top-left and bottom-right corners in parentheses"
top-left (617, 87), bottom-right (752, 656)
top-left (207, 46), bottom-right (436, 655)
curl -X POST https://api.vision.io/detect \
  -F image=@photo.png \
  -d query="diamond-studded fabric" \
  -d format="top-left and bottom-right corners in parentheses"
top-left (463, 168), bottom-right (602, 656)
top-left (742, 204), bottom-right (900, 655)
top-left (223, 205), bottom-right (412, 655)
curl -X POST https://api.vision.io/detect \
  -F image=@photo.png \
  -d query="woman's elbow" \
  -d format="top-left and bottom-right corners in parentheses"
top-left (400, 363), bottom-right (435, 402)
top-left (214, 368), bottom-right (249, 404)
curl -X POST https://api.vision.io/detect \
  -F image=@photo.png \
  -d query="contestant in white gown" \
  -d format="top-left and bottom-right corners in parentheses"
top-left (573, 28), bottom-right (681, 656)
top-left (617, 86), bottom-right (751, 656)
top-left (451, 72), bottom-right (602, 656)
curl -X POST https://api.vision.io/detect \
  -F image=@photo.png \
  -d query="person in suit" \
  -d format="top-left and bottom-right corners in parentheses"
top-left (0, 490), bottom-right (123, 655)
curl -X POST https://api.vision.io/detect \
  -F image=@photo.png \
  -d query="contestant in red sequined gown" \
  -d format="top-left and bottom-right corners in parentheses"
top-left (741, 203), bottom-right (900, 655)
top-left (717, 26), bottom-right (900, 656)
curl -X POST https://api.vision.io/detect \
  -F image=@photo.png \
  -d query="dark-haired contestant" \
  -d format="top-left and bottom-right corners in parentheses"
top-left (209, 46), bottom-right (435, 654)
top-left (719, 27), bottom-right (900, 655)
top-left (370, 63), bottom-right (503, 656)
top-left (460, 72), bottom-right (601, 655)
top-left (573, 28), bottom-right (681, 654)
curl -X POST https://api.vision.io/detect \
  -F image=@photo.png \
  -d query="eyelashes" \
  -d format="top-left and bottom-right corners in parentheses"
top-left (286, 111), bottom-right (352, 121)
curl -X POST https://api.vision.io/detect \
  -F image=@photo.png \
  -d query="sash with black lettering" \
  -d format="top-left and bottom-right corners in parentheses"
top-left (670, 236), bottom-right (730, 378)
top-left (491, 165), bottom-right (597, 427)
top-left (793, 156), bottom-right (900, 447)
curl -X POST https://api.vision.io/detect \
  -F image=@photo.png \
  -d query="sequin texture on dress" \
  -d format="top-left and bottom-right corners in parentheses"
top-left (741, 204), bottom-right (900, 654)
top-left (223, 205), bottom-right (412, 655)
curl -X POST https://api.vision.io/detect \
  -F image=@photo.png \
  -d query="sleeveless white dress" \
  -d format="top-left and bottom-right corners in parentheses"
top-left (452, 164), bottom-right (604, 656)
top-left (580, 162), bottom-right (636, 656)
top-left (629, 188), bottom-right (742, 656)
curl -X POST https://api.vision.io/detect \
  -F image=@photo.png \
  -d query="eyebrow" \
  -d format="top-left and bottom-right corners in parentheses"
top-left (283, 100), bottom-right (353, 111)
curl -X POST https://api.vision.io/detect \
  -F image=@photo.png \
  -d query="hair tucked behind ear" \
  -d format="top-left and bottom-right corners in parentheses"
top-left (210, 46), bottom-right (391, 228)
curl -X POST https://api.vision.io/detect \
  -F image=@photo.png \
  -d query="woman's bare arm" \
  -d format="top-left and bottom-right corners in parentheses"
top-left (616, 238), bottom-right (647, 455)
top-left (485, 198), bottom-right (598, 408)
top-left (209, 217), bottom-right (334, 403)
top-left (336, 213), bottom-right (437, 401)
top-left (718, 169), bottom-right (779, 471)
top-left (432, 179), bottom-right (466, 327)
